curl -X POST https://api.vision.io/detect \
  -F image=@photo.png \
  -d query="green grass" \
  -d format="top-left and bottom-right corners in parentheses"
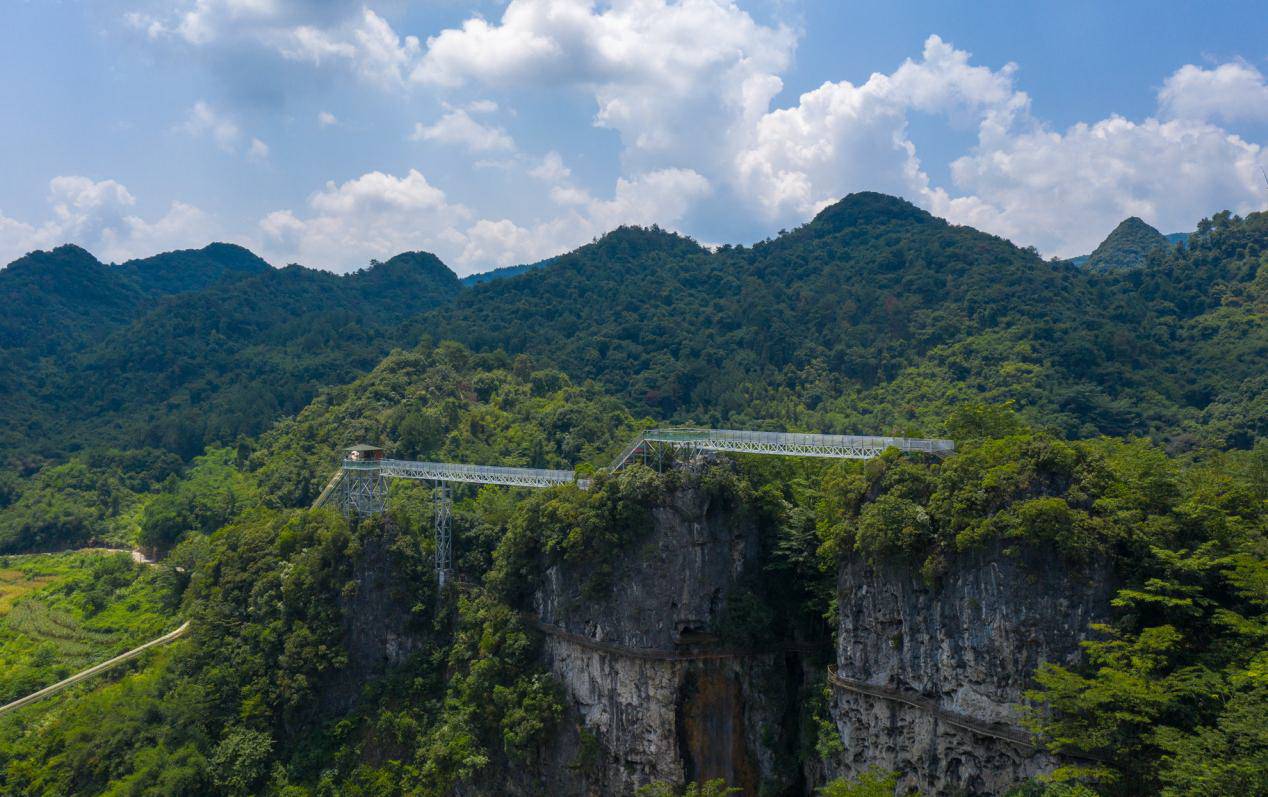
top-left (0, 551), bottom-right (172, 705)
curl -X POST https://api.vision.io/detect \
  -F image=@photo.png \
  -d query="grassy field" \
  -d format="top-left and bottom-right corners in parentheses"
top-left (0, 551), bottom-right (172, 705)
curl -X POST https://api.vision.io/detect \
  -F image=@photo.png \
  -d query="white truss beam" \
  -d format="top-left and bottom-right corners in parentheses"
top-left (631, 428), bottom-right (954, 463)
top-left (349, 459), bottom-right (578, 489)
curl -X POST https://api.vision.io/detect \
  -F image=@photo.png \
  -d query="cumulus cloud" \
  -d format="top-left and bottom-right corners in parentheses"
top-left (131, 1), bottom-right (420, 89)
top-left (937, 116), bottom-right (1265, 256)
top-left (412, 3), bottom-right (1266, 257)
top-left (255, 165), bottom-right (709, 274)
top-left (121, 1), bottom-right (1268, 263)
top-left (0, 176), bottom-right (212, 266)
top-left (413, 0), bottom-right (795, 175)
top-left (411, 109), bottom-right (515, 152)
top-left (734, 35), bottom-right (1026, 221)
top-left (256, 169), bottom-right (471, 270)
top-left (177, 100), bottom-right (269, 161)
top-left (178, 100), bottom-right (241, 151)
top-left (1158, 61), bottom-right (1268, 125)
top-left (726, 37), bottom-right (1266, 256)
top-left (318, 110), bottom-right (338, 127)
top-left (529, 151), bottom-right (571, 182)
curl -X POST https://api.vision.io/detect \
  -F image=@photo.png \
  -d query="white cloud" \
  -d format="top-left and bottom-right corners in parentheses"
top-left (413, 0), bottom-right (796, 175)
top-left (727, 37), bottom-right (1266, 256)
top-left (1158, 61), bottom-right (1268, 125)
top-left (529, 151), bottom-right (571, 182)
top-left (318, 110), bottom-right (338, 127)
top-left (134, 2), bottom-right (420, 89)
top-left (124, 2), bottom-right (1268, 264)
top-left (255, 165), bottom-right (709, 274)
top-left (256, 169), bottom-right (471, 270)
top-left (178, 100), bottom-right (242, 152)
top-left (411, 109), bottom-right (515, 152)
top-left (735, 35), bottom-right (1026, 221)
top-left (938, 116), bottom-right (1265, 256)
top-left (178, 101), bottom-right (271, 162)
top-left (247, 137), bottom-right (270, 160)
top-left (412, 3), bottom-right (1266, 257)
top-left (456, 167), bottom-right (711, 266)
top-left (0, 176), bottom-right (212, 266)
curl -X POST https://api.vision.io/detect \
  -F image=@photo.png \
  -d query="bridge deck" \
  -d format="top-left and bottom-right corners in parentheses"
top-left (340, 428), bottom-right (953, 492)
top-left (619, 427), bottom-right (953, 466)
top-left (346, 458), bottom-right (577, 489)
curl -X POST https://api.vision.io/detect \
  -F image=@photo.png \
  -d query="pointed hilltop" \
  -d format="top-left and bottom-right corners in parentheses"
top-left (1083, 217), bottom-right (1170, 272)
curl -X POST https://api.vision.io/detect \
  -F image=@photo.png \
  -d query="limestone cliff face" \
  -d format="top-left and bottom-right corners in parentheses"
top-left (825, 543), bottom-right (1115, 795)
top-left (531, 479), bottom-right (810, 796)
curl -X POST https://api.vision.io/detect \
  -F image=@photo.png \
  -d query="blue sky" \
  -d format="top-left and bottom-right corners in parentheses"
top-left (1, 0), bottom-right (1266, 275)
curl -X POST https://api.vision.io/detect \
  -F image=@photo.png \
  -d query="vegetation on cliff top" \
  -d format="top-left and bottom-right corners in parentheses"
top-left (815, 411), bottom-right (1268, 795)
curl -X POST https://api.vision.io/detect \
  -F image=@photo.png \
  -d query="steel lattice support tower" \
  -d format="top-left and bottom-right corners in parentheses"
top-left (433, 482), bottom-right (453, 590)
top-left (339, 463), bottom-right (387, 515)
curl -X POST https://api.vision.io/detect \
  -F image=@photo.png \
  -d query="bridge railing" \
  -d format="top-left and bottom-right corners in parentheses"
top-left (632, 428), bottom-right (954, 460)
top-left (368, 459), bottom-right (578, 489)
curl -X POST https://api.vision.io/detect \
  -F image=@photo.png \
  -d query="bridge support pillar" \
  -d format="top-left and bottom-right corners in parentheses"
top-left (434, 482), bottom-right (452, 589)
top-left (339, 464), bottom-right (386, 515)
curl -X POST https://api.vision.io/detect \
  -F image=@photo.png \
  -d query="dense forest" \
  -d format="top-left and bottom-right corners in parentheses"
top-left (0, 247), bottom-right (461, 462)
top-left (1077, 217), bottom-right (1171, 272)
top-left (428, 195), bottom-right (1263, 448)
top-left (0, 193), bottom-right (1262, 795)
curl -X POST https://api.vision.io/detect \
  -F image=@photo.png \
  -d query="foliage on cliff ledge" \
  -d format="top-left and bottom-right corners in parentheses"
top-left (815, 414), bottom-right (1267, 795)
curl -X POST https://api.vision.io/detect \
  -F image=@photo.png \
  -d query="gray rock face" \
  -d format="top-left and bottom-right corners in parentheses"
top-left (532, 479), bottom-right (808, 796)
top-left (826, 543), bottom-right (1115, 795)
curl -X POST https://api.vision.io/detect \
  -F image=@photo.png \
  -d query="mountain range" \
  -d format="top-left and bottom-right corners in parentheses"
top-left (1, 192), bottom-right (1261, 472)
top-left (0, 192), bottom-right (1263, 796)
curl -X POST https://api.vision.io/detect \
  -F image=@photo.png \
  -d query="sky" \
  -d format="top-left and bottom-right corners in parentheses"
top-left (1, 0), bottom-right (1266, 276)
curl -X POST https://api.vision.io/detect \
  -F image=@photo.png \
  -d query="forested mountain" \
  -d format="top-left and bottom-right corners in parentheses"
top-left (459, 256), bottom-right (555, 286)
top-left (1, 250), bottom-right (461, 462)
top-left (1082, 216), bottom-right (1171, 272)
top-left (429, 193), bottom-right (1266, 448)
top-left (0, 242), bottom-right (270, 353)
top-left (8, 193), bottom-right (1260, 471)
top-left (0, 193), bottom-right (1263, 795)
top-left (1, 344), bottom-right (1263, 795)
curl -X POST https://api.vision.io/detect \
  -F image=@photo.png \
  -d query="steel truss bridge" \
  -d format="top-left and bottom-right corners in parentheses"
top-left (320, 428), bottom-right (953, 586)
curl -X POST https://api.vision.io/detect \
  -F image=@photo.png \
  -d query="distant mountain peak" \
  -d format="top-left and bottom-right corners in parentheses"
top-left (359, 251), bottom-right (460, 288)
top-left (4, 243), bottom-right (101, 273)
top-left (581, 225), bottom-right (703, 261)
top-left (1083, 217), bottom-right (1169, 272)
top-left (805, 192), bottom-right (936, 237)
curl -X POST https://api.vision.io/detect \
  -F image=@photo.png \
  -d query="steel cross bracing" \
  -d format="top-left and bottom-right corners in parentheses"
top-left (612, 428), bottom-right (954, 468)
top-left (363, 459), bottom-right (579, 488)
top-left (434, 484), bottom-right (453, 590)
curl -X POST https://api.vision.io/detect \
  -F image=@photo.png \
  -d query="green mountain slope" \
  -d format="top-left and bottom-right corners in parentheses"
top-left (1, 250), bottom-right (461, 461)
top-left (0, 243), bottom-right (270, 352)
top-left (1083, 216), bottom-right (1170, 272)
top-left (460, 256), bottom-right (555, 286)
top-left (427, 193), bottom-right (1266, 447)
top-left (1, 346), bottom-right (1262, 794)
top-left (0, 196), bottom-right (1264, 794)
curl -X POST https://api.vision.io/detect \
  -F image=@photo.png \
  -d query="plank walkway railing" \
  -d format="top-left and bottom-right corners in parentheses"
top-left (0, 621), bottom-right (190, 718)
top-left (825, 665), bottom-right (1038, 749)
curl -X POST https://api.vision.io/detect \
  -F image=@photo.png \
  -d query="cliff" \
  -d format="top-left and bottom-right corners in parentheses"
top-left (332, 473), bottom-right (1117, 795)
top-left (528, 471), bottom-right (814, 796)
top-left (824, 543), bottom-right (1115, 794)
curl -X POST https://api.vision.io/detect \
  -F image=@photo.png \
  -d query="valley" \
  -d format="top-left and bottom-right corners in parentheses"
top-left (0, 195), bottom-right (1262, 795)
